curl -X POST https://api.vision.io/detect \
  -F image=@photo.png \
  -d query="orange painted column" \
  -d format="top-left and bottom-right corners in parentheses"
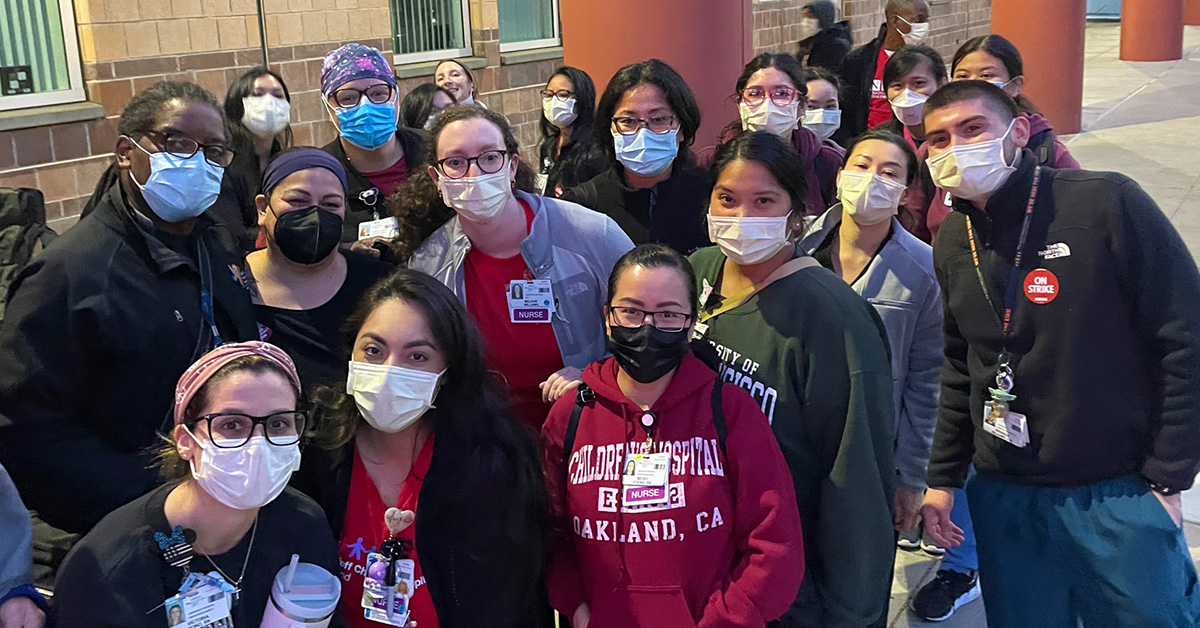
top-left (992, 0), bottom-right (1086, 134)
top-left (1184, 0), bottom-right (1200, 26)
top-left (559, 0), bottom-right (753, 150)
top-left (1121, 0), bottom-right (1185, 61)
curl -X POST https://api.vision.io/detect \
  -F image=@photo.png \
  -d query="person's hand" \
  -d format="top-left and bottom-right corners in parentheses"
top-left (894, 485), bottom-right (924, 533)
top-left (0, 596), bottom-right (45, 628)
top-left (539, 366), bottom-right (584, 403)
top-left (921, 487), bottom-right (964, 548)
top-left (572, 603), bottom-right (591, 628)
top-left (1152, 490), bottom-right (1183, 528)
top-left (350, 236), bottom-right (387, 258)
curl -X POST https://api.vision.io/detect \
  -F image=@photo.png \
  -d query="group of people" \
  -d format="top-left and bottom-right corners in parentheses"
top-left (2, 1), bottom-right (1199, 627)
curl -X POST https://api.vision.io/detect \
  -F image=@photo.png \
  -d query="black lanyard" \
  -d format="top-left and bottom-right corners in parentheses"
top-left (964, 165), bottom-right (1040, 370)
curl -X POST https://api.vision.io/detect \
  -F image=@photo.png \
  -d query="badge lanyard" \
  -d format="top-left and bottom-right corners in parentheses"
top-left (196, 237), bottom-right (223, 352)
top-left (964, 165), bottom-right (1040, 408)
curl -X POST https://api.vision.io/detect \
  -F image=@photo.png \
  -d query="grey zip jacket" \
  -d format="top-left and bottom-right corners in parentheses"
top-left (801, 206), bottom-right (943, 489)
top-left (408, 190), bottom-right (634, 369)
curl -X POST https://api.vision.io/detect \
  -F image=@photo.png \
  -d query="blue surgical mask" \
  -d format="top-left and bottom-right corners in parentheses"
top-left (332, 99), bottom-right (397, 150)
top-left (612, 128), bottom-right (679, 177)
top-left (129, 140), bottom-right (224, 222)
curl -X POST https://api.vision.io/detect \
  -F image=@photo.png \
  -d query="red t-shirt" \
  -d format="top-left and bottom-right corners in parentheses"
top-left (339, 438), bottom-right (438, 628)
top-left (362, 155), bottom-right (410, 197)
top-left (464, 199), bottom-right (564, 430)
top-left (867, 47), bottom-right (896, 129)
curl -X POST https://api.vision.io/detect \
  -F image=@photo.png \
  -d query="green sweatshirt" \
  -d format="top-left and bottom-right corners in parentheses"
top-left (688, 247), bottom-right (897, 628)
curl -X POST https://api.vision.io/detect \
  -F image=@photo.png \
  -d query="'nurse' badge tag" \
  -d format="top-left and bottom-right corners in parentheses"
top-left (507, 279), bottom-right (555, 323)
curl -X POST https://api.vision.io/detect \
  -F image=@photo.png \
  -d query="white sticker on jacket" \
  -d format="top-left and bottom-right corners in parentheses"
top-left (1039, 242), bottom-right (1071, 259)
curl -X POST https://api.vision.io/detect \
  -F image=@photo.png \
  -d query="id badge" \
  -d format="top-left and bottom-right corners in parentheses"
top-left (165, 575), bottom-right (233, 628)
top-left (691, 321), bottom-right (709, 341)
top-left (982, 401), bottom-right (1029, 448)
top-left (507, 279), bottom-right (555, 323)
top-left (361, 552), bottom-right (414, 626)
top-left (358, 217), bottom-right (399, 241)
top-left (621, 452), bottom-right (670, 507)
top-left (534, 173), bottom-right (549, 194)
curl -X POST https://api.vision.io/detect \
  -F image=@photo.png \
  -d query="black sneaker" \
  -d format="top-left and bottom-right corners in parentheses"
top-left (910, 569), bottom-right (981, 622)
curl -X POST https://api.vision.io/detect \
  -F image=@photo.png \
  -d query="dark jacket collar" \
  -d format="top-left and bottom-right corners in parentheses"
top-left (93, 180), bottom-right (213, 275)
top-left (322, 127), bottom-right (429, 211)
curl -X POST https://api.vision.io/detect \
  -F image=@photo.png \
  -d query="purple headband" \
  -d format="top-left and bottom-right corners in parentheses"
top-left (262, 148), bottom-right (349, 196)
top-left (321, 43), bottom-right (396, 94)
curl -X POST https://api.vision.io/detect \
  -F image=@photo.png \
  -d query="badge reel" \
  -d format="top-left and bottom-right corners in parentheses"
top-left (362, 511), bottom-right (416, 627)
top-left (621, 412), bottom-right (671, 508)
top-left (982, 361), bottom-right (1028, 448)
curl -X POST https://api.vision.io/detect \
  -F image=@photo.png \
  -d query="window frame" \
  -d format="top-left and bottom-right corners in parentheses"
top-left (497, 0), bottom-right (561, 53)
top-left (390, 0), bottom-right (475, 65)
top-left (0, 0), bottom-right (87, 112)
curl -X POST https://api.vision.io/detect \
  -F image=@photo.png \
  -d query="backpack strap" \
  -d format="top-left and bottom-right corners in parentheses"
top-left (710, 380), bottom-right (727, 456)
top-left (562, 384), bottom-right (595, 473)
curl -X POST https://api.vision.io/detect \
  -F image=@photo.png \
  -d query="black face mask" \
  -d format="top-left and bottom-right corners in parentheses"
top-left (607, 324), bottom-right (690, 384)
top-left (272, 205), bottom-right (343, 265)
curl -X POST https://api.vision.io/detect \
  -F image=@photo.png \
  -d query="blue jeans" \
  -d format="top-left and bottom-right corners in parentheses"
top-left (939, 486), bottom-right (978, 573)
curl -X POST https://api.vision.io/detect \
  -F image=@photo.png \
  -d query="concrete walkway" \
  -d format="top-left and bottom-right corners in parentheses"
top-left (886, 21), bottom-right (1200, 628)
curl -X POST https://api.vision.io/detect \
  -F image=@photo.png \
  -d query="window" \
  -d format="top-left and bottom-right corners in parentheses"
top-left (0, 0), bottom-right (85, 111)
top-left (498, 0), bottom-right (560, 52)
top-left (391, 0), bottom-right (473, 64)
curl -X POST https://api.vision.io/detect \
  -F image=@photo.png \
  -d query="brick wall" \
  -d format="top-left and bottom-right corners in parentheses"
top-left (0, 0), bottom-right (558, 233)
top-left (753, 0), bottom-right (992, 63)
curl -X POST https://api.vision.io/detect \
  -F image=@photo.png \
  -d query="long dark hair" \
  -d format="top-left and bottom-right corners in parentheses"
top-left (710, 131), bottom-right (808, 215)
top-left (595, 59), bottom-right (701, 166)
top-left (952, 35), bottom-right (1040, 115)
top-left (399, 83), bottom-right (457, 129)
top-left (539, 66), bottom-right (598, 159)
top-left (224, 67), bottom-right (293, 152)
top-left (387, 105), bottom-right (537, 261)
top-left (308, 269), bottom-right (551, 607)
top-left (83, 80), bottom-right (225, 215)
top-left (309, 269), bottom-right (519, 452)
top-left (721, 53), bottom-right (808, 142)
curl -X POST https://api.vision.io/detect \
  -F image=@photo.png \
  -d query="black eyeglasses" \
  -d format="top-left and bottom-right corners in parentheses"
top-left (540, 89), bottom-right (574, 101)
top-left (740, 86), bottom-right (802, 108)
top-left (435, 150), bottom-right (509, 179)
top-left (189, 411), bottom-right (307, 448)
top-left (329, 83), bottom-right (395, 108)
top-left (607, 305), bottom-right (693, 332)
top-left (611, 115), bottom-right (678, 136)
top-left (139, 130), bottom-right (235, 168)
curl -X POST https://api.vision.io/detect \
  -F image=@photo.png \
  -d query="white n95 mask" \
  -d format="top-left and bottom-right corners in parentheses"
top-left (347, 361), bottom-right (444, 433)
top-left (889, 89), bottom-right (928, 127)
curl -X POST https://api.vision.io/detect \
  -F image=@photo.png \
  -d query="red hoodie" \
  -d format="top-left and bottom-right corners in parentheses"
top-left (542, 353), bottom-right (803, 628)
